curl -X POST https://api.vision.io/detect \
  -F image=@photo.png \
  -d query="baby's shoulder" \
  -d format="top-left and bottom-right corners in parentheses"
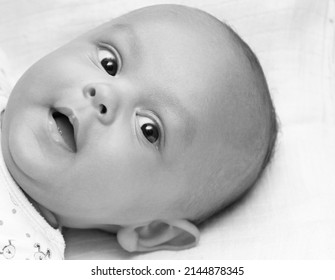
top-left (0, 181), bottom-right (64, 260)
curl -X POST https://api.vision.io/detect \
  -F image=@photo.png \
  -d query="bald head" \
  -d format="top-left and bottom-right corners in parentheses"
top-left (114, 4), bottom-right (278, 224)
top-left (119, 5), bottom-right (278, 224)
top-left (81, 4), bottom-right (277, 224)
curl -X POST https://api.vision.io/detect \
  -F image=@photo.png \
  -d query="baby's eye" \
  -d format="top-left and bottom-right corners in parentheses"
top-left (138, 115), bottom-right (160, 144)
top-left (97, 47), bottom-right (119, 76)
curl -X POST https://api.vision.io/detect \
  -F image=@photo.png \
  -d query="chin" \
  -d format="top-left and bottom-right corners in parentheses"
top-left (6, 123), bottom-right (46, 181)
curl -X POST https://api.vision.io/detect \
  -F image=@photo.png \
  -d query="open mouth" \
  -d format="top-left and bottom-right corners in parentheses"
top-left (52, 111), bottom-right (77, 152)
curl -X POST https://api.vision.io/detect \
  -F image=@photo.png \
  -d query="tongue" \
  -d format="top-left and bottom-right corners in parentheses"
top-left (54, 114), bottom-right (76, 152)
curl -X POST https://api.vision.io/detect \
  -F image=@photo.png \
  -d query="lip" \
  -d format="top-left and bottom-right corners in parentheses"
top-left (48, 107), bottom-right (79, 152)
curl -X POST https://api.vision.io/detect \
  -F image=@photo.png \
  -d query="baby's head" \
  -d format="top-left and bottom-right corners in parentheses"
top-left (1, 5), bottom-right (276, 252)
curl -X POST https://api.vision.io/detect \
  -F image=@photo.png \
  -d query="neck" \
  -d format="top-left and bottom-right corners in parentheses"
top-left (26, 194), bottom-right (60, 229)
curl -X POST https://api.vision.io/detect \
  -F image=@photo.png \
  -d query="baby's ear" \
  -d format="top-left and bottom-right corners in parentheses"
top-left (116, 220), bottom-right (200, 253)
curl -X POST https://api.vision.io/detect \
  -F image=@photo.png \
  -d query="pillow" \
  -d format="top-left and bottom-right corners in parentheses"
top-left (1, 0), bottom-right (334, 259)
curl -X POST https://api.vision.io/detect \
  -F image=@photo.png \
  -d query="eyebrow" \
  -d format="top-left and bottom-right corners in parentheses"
top-left (145, 90), bottom-right (197, 148)
top-left (110, 23), bottom-right (141, 59)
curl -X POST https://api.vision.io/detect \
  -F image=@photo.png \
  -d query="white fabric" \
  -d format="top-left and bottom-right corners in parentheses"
top-left (0, 49), bottom-right (12, 98)
top-left (0, 94), bottom-right (65, 260)
top-left (0, 0), bottom-right (334, 259)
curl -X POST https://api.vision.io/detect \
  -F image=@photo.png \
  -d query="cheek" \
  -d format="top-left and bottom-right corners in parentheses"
top-left (9, 56), bottom-right (67, 108)
top-left (26, 48), bottom-right (91, 95)
top-left (89, 121), bottom-right (162, 185)
top-left (83, 145), bottom-right (163, 203)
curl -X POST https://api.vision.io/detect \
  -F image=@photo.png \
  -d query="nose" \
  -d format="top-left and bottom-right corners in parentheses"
top-left (83, 83), bottom-right (120, 125)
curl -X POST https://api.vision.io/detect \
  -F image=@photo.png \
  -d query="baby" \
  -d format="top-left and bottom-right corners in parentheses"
top-left (0, 4), bottom-right (277, 259)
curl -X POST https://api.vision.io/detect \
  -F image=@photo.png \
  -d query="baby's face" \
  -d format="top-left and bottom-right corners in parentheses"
top-left (1, 8), bottom-right (255, 228)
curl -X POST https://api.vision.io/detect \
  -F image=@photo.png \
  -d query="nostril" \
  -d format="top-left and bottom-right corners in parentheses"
top-left (99, 104), bottom-right (107, 114)
top-left (89, 88), bottom-right (96, 97)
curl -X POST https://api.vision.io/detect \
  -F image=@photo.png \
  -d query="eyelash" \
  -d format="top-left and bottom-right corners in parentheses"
top-left (136, 112), bottom-right (163, 149)
top-left (97, 43), bottom-right (122, 76)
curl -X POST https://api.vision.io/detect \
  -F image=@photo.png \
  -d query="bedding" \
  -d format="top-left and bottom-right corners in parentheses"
top-left (0, 0), bottom-right (334, 259)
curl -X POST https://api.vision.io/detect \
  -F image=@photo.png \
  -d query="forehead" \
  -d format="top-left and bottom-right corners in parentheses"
top-left (90, 10), bottom-right (230, 61)
top-left (86, 12), bottom-right (237, 101)
top-left (80, 10), bottom-right (249, 154)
